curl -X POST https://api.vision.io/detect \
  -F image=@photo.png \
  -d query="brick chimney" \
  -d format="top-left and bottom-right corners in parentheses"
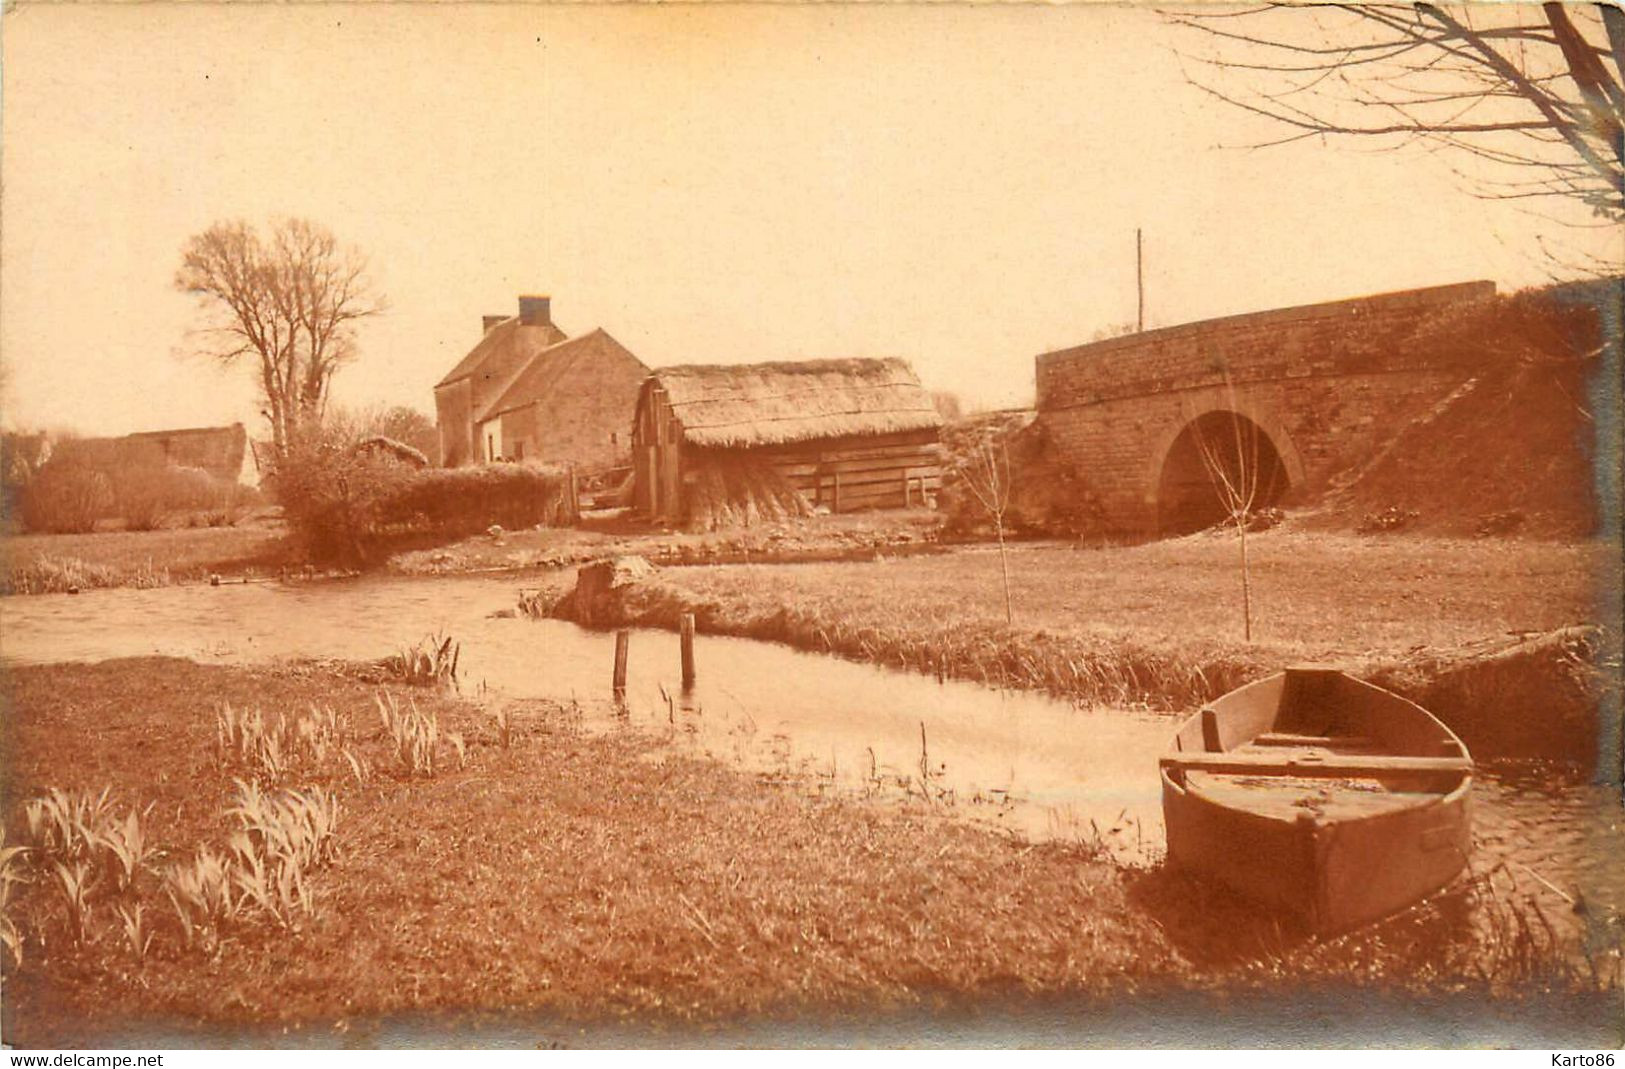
top-left (482, 315), bottom-right (506, 334)
top-left (518, 295), bottom-right (552, 328)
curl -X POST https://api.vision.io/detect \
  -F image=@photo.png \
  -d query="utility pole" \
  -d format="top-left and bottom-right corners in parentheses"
top-left (1136, 227), bottom-right (1145, 333)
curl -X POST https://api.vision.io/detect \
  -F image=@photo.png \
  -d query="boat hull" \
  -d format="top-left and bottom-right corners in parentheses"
top-left (1160, 667), bottom-right (1473, 932)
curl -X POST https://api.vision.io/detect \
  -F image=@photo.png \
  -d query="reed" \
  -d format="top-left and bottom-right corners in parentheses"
top-left (376, 692), bottom-right (453, 777)
top-left (49, 860), bottom-right (94, 948)
top-left (491, 703), bottom-right (514, 750)
top-left (22, 787), bottom-right (117, 866)
top-left (1, 830), bottom-right (27, 969)
top-left (389, 632), bottom-right (460, 688)
top-left (114, 902), bottom-right (154, 961)
top-left (96, 808), bottom-right (159, 896)
top-left (217, 703), bottom-right (346, 784)
top-left (162, 846), bottom-right (237, 952)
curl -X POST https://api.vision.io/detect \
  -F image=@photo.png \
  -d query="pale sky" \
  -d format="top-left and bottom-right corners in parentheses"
top-left (1, 3), bottom-right (1618, 437)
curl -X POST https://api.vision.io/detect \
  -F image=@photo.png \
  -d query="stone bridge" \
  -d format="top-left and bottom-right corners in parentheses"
top-left (1034, 280), bottom-right (1496, 535)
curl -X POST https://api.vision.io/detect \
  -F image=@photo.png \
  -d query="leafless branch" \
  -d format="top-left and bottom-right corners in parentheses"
top-left (176, 218), bottom-right (384, 461)
top-left (1167, 3), bottom-right (1625, 229)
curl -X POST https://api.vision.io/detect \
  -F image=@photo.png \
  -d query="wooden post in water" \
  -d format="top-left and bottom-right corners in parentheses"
top-left (679, 612), bottom-right (696, 688)
top-left (612, 629), bottom-right (630, 697)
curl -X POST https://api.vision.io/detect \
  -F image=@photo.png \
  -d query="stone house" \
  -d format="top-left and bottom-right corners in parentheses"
top-left (434, 296), bottom-right (649, 471)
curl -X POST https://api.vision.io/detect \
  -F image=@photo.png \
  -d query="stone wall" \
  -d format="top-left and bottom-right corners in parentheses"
top-left (1035, 281), bottom-right (1495, 533)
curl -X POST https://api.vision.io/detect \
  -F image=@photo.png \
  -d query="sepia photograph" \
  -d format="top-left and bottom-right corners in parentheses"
top-left (0, 0), bottom-right (1620, 1051)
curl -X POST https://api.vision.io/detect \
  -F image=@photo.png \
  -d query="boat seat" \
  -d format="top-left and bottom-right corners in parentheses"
top-left (1161, 752), bottom-right (1473, 779)
top-left (1251, 733), bottom-right (1380, 750)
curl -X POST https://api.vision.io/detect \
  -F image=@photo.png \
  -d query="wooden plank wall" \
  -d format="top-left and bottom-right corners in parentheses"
top-left (758, 430), bottom-right (942, 512)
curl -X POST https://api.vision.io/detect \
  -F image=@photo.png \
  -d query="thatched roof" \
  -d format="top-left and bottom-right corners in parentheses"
top-left (481, 329), bottom-right (646, 422)
top-left (648, 357), bottom-right (941, 449)
top-left (52, 424), bottom-right (247, 483)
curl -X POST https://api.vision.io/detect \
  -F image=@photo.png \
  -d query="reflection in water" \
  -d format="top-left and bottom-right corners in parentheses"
top-left (1, 573), bottom-right (1620, 900)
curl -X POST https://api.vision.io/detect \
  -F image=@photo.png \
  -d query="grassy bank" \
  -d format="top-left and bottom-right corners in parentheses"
top-left (3, 523), bottom-right (291, 595)
top-left (553, 531), bottom-right (1620, 760)
top-left (2, 658), bottom-right (1614, 1047)
top-left (389, 508), bottom-right (944, 577)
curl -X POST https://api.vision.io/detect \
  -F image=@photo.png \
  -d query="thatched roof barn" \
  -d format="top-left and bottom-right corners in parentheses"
top-left (51, 424), bottom-right (248, 484)
top-left (631, 357), bottom-right (943, 529)
top-left (434, 295), bottom-right (648, 472)
top-left (354, 435), bottom-right (430, 468)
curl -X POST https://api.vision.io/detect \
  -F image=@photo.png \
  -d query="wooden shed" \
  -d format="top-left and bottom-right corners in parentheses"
top-left (631, 358), bottom-right (943, 528)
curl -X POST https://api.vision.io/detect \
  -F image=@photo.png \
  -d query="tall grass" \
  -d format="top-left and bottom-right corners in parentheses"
top-left (5, 555), bottom-right (171, 596)
top-left (162, 846), bottom-right (237, 952)
top-left (163, 783), bottom-right (343, 946)
top-left (1, 830), bottom-right (26, 968)
top-left (15, 789), bottom-right (162, 953)
top-left (376, 693), bottom-right (465, 777)
top-left (216, 703), bottom-right (351, 784)
top-left (562, 571), bottom-right (1264, 712)
top-left (222, 781), bottom-right (340, 929)
top-left (6, 778), bottom-right (346, 963)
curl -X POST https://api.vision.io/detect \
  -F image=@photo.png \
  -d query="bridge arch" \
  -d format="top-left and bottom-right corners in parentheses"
top-left (1144, 396), bottom-right (1305, 536)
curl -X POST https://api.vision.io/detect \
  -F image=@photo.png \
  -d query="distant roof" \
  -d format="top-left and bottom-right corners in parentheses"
top-left (50, 423), bottom-right (247, 482)
top-left (479, 328), bottom-right (646, 422)
top-left (648, 357), bottom-right (941, 449)
top-left (435, 316), bottom-right (568, 389)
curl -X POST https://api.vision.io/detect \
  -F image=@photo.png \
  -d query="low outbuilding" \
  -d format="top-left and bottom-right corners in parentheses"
top-left (630, 357), bottom-right (943, 528)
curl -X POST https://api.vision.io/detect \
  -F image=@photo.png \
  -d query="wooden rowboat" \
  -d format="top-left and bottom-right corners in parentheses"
top-left (1160, 666), bottom-right (1473, 932)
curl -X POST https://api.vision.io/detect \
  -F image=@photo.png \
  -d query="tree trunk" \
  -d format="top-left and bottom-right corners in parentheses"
top-left (996, 514), bottom-right (1012, 626)
top-left (1237, 513), bottom-right (1252, 642)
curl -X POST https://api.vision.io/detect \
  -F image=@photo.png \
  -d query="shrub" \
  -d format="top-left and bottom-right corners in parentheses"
top-left (373, 464), bottom-right (575, 533)
top-left (939, 414), bottom-right (1105, 539)
top-left (116, 465), bottom-right (245, 532)
top-left (274, 434), bottom-right (575, 566)
top-left (19, 461), bottom-right (113, 534)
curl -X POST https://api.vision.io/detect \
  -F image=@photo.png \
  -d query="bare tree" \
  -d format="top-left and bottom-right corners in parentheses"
top-left (330, 403), bottom-right (440, 463)
top-left (1168, 4), bottom-right (1625, 230)
top-left (958, 435), bottom-right (1016, 625)
top-left (176, 219), bottom-right (384, 462)
top-left (1185, 386), bottom-right (1265, 642)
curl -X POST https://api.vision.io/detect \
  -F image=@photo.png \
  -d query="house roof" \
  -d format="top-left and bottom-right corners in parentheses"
top-left (435, 316), bottom-right (568, 389)
top-left (647, 357), bottom-right (941, 449)
top-left (478, 328), bottom-right (645, 423)
top-left (52, 424), bottom-right (247, 481)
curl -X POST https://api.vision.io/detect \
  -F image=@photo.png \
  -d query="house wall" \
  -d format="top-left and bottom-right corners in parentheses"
top-left (524, 337), bottom-right (646, 470)
top-left (434, 381), bottom-right (475, 467)
top-left (435, 322), bottom-right (562, 468)
top-left (631, 384), bottom-right (682, 520)
top-left (479, 414), bottom-right (504, 462)
top-left (1035, 281), bottom-right (1492, 534)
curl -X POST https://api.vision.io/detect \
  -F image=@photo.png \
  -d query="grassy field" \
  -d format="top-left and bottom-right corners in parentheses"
top-left (669, 530), bottom-right (1614, 659)
top-left (3, 523), bottom-right (290, 595)
top-left (2, 659), bottom-right (1613, 1046)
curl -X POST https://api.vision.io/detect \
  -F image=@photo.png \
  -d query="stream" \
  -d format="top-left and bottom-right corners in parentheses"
top-left (1, 573), bottom-right (1619, 917)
